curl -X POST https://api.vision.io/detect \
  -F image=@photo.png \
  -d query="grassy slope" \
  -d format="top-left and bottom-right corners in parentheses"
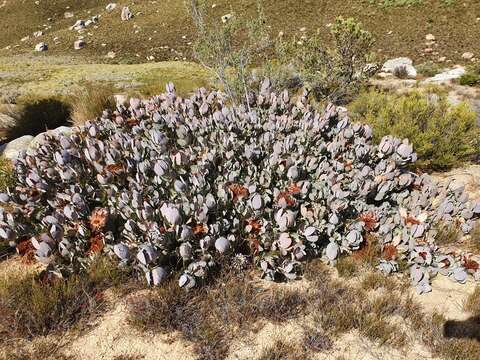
top-left (0, 56), bottom-right (210, 100)
top-left (0, 0), bottom-right (479, 65)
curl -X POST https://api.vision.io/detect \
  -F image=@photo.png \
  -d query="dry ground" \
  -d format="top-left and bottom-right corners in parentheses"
top-left (0, 0), bottom-right (479, 65)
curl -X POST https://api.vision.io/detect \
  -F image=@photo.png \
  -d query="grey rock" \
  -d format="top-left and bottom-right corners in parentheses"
top-left (34, 42), bottom-right (48, 52)
top-left (381, 57), bottom-right (417, 79)
top-left (121, 6), bottom-right (133, 21)
top-left (1, 135), bottom-right (34, 161)
top-left (106, 3), bottom-right (117, 12)
top-left (74, 39), bottom-right (85, 50)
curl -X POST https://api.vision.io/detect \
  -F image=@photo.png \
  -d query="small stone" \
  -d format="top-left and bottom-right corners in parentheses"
top-left (221, 13), bottom-right (232, 23)
top-left (64, 12), bottom-right (74, 18)
top-left (70, 20), bottom-right (85, 31)
top-left (424, 48), bottom-right (433, 53)
top-left (438, 56), bottom-right (446, 62)
top-left (34, 42), bottom-right (48, 52)
top-left (105, 51), bottom-right (116, 59)
top-left (74, 39), bottom-right (85, 50)
top-left (33, 31), bottom-right (43, 37)
top-left (425, 34), bottom-right (436, 41)
top-left (462, 52), bottom-right (474, 60)
top-left (121, 6), bottom-right (133, 21)
top-left (106, 3), bottom-right (117, 12)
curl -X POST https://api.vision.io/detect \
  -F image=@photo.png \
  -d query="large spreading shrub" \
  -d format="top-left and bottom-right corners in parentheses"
top-left (349, 89), bottom-right (480, 170)
top-left (187, 0), bottom-right (270, 106)
top-left (0, 81), bottom-right (479, 294)
top-left (276, 17), bottom-right (377, 104)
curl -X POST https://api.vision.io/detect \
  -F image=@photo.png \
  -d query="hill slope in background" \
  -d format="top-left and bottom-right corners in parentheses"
top-left (0, 0), bottom-right (479, 65)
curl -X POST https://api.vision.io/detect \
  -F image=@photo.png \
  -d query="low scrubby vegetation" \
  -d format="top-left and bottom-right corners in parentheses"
top-left (460, 64), bottom-right (480, 87)
top-left (0, 157), bottom-right (13, 193)
top-left (70, 83), bottom-right (116, 127)
top-left (0, 257), bottom-right (128, 339)
top-left (349, 88), bottom-right (480, 170)
top-left (128, 269), bottom-right (307, 359)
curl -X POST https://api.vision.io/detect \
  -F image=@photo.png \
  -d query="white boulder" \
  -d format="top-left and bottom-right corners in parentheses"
top-left (106, 3), bottom-right (117, 12)
top-left (34, 42), bottom-right (48, 52)
top-left (423, 66), bottom-right (466, 83)
top-left (0, 135), bottom-right (34, 161)
top-left (381, 57), bottom-right (417, 79)
top-left (74, 39), bottom-right (85, 50)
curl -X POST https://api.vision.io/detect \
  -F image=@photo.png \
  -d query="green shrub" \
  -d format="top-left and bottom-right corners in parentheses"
top-left (70, 83), bottom-right (116, 127)
top-left (417, 62), bottom-right (443, 77)
top-left (0, 157), bottom-right (13, 192)
top-left (187, 0), bottom-right (270, 106)
top-left (0, 97), bottom-right (71, 142)
top-left (393, 65), bottom-right (410, 79)
top-left (349, 89), bottom-right (480, 170)
top-left (459, 73), bottom-right (480, 87)
top-left (278, 17), bottom-right (376, 104)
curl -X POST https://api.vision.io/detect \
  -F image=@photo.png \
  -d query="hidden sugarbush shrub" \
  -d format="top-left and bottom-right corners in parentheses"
top-left (349, 89), bottom-right (480, 170)
top-left (0, 81), bottom-right (479, 295)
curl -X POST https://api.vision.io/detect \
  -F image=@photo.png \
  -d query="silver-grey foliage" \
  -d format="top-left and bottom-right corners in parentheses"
top-left (0, 80), bottom-right (479, 293)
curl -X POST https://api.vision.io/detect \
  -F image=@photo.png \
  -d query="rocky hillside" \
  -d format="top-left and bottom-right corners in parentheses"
top-left (1, 0), bottom-right (479, 64)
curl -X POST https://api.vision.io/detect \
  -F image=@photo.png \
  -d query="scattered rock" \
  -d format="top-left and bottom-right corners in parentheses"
top-left (462, 52), bottom-right (475, 60)
top-left (121, 6), bottom-right (133, 21)
top-left (70, 20), bottom-right (85, 31)
top-left (64, 12), bottom-right (74, 19)
top-left (106, 3), bottom-right (117, 12)
top-left (221, 13), bottom-right (232, 23)
top-left (438, 56), bottom-right (446, 63)
top-left (33, 31), bottom-right (43, 37)
top-left (34, 42), bottom-right (48, 52)
top-left (105, 51), bottom-right (116, 59)
top-left (423, 66), bottom-right (466, 83)
top-left (0, 135), bottom-right (34, 161)
top-left (20, 36), bottom-right (29, 42)
top-left (381, 57), bottom-right (417, 79)
top-left (74, 39), bottom-right (85, 50)
top-left (425, 34), bottom-right (436, 41)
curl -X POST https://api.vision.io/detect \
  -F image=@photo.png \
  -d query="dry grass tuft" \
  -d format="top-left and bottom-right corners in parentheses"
top-left (464, 286), bottom-right (480, 316)
top-left (468, 223), bottom-right (480, 253)
top-left (0, 337), bottom-right (74, 360)
top-left (435, 222), bottom-right (461, 247)
top-left (303, 328), bottom-right (334, 352)
top-left (127, 270), bottom-right (308, 359)
top-left (257, 339), bottom-right (312, 360)
top-left (70, 83), bottom-right (116, 127)
top-left (361, 272), bottom-right (399, 292)
top-left (0, 157), bottom-right (14, 193)
top-left (335, 256), bottom-right (361, 278)
top-left (0, 256), bottom-right (128, 339)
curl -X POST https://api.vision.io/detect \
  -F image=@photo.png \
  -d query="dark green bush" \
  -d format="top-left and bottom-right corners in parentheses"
top-left (417, 62), bottom-right (443, 77)
top-left (278, 17), bottom-right (376, 104)
top-left (459, 73), bottom-right (480, 87)
top-left (349, 89), bottom-right (479, 170)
